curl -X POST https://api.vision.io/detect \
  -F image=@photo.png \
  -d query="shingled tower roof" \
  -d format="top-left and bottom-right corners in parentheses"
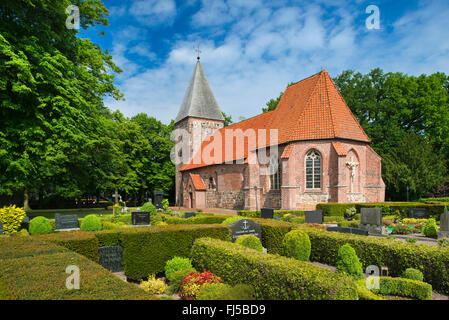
top-left (175, 60), bottom-right (224, 124)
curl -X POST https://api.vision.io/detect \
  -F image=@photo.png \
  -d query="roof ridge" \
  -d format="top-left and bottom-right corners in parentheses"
top-left (323, 72), bottom-right (337, 138)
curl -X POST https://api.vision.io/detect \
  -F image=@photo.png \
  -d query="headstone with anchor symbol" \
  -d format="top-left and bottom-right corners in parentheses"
top-left (228, 219), bottom-right (262, 242)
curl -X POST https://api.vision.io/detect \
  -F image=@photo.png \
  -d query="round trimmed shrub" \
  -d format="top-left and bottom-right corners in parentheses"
top-left (221, 216), bottom-right (244, 225)
top-left (167, 267), bottom-right (196, 293)
top-left (165, 257), bottom-right (193, 280)
top-left (80, 214), bottom-right (102, 231)
top-left (402, 268), bottom-right (424, 282)
top-left (282, 230), bottom-right (311, 261)
top-left (336, 244), bottom-right (364, 280)
top-left (29, 216), bottom-right (52, 235)
top-left (423, 219), bottom-right (438, 238)
top-left (140, 202), bottom-right (157, 216)
top-left (235, 234), bottom-right (264, 252)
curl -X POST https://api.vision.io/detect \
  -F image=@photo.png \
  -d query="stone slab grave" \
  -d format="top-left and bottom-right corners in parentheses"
top-left (184, 211), bottom-right (196, 218)
top-left (409, 208), bottom-right (427, 219)
top-left (55, 214), bottom-right (79, 231)
top-left (99, 246), bottom-right (123, 272)
top-left (305, 210), bottom-right (323, 224)
top-left (0, 221), bottom-right (3, 235)
top-left (439, 210), bottom-right (449, 239)
top-left (131, 211), bottom-right (150, 226)
top-left (359, 208), bottom-right (383, 234)
top-left (228, 219), bottom-right (262, 242)
top-left (153, 191), bottom-right (164, 209)
top-left (327, 226), bottom-right (369, 236)
top-left (261, 208), bottom-right (274, 219)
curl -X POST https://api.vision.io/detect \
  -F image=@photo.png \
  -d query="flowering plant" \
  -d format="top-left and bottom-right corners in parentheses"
top-left (179, 270), bottom-right (222, 299)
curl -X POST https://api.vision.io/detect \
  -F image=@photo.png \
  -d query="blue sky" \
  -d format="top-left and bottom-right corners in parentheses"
top-left (82, 0), bottom-right (449, 124)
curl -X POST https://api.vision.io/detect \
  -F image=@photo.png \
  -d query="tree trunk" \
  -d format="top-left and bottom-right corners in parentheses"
top-left (23, 188), bottom-right (31, 212)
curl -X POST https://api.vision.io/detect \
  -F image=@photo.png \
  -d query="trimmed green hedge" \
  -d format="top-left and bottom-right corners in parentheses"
top-left (356, 277), bottom-right (432, 300)
top-left (0, 237), bottom-right (66, 260)
top-left (0, 238), bottom-right (151, 300)
top-left (33, 231), bottom-right (99, 262)
top-left (120, 224), bottom-right (231, 280)
top-left (295, 225), bottom-right (449, 294)
top-left (190, 238), bottom-right (358, 300)
top-left (164, 214), bottom-right (230, 225)
top-left (237, 210), bottom-right (305, 218)
top-left (252, 219), bottom-right (292, 254)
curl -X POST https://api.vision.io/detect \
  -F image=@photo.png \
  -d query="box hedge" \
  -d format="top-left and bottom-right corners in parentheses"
top-left (32, 231), bottom-right (99, 262)
top-left (120, 224), bottom-right (231, 280)
top-left (237, 210), bottom-right (305, 218)
top-left (0, 238), bottom-right (151, 300)
top-left (252, 219), bottom-right (293, 254)
top-left (295, 225), bottom-right (449, 294)
top-left (190, 238), bottom-right (358, 300)
top-left (356, 277), bottom-right (432, 300)
top-left (163, 214), bottom-right (230, 225)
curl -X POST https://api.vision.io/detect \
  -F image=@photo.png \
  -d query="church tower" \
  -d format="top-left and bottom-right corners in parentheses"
top-left (174, 59), bottom-right (224, 206)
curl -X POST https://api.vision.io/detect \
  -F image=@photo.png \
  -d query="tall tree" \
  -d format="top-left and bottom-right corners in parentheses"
top-left (0, 0), bottom-right (122, 209)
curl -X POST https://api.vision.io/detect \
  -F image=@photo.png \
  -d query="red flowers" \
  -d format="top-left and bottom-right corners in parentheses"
top-left (179, 270), bottom-right (222, 299)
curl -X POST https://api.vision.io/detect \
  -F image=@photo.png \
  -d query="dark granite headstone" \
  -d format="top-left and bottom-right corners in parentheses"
top-left (261, 208), bottom-right (274, 219)
top-left (360, 208), bottom-right (382, 226)
top-left (55, 214), bottom-right (79, 230)
top-left (0, 221), bottom-right (3, 235)
top-left (154, 191), bottom-right (164, 209)
top-left (99, 246), bottom-right (123, 272)
top-left (184, 212), bottom-right (196, 218)
top-left (305, 210), bottom-right (324, 224)
top-left (132, 211), bottom-right (150, 225)
top-left (229, 219), bottom-right (262, 242)
top-left (409, 208), bottom-right (427, 219)
top-left (326, 226), bottom-right (368, 236)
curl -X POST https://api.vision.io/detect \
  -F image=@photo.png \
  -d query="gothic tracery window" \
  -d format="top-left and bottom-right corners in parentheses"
top-left (305, 150), bottom-right (322, 189)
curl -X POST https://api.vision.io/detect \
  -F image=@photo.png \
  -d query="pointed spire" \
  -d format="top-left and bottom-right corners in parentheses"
top-left (175, 60), bottom-right (224, 124)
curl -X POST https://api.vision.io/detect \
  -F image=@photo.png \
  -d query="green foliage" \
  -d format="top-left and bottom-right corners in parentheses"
top-left (237, 210), bottom-right (304, 219)
top-left (0, 205), bottom-right (26, 234)
top-left (191, 238), bottom-right (358, 300)
top-left (221, 112), bottom-right (233, 127)
top-left (80, 214), bottom-right (102, 231)
top-left (392, 224), bottom-right (413, 235)
top-left (295, 225), bottom-right (449, 294)
top-left (164, 214), bottom-right (229, 225)
top-left (235, 235), bottom-right (264, 252)
top-left (362, 277), bottom-right (432, 300)
top-left (423, 219), bottom-right (438, 238)
top-left (336, 244), bottom-right (364, 280)
top-left (29, 216), bottom-right (52, 235)
top-left (406, 237), bottom-right (417, 244)
top-left (196, 283), bottom-right (255, 300)
top-left (316, 204), bottom-right (357, 217)
top-left (344, 207), bottom-right (357, 220)
top-left (165, 257), bottom-right (193, 280)
top-left (120, 224), bottom-right (231, 280)
top-left (221, 216), bottom-right (245, 225)
top-left (167, 267), bottom-right (196, 294)
top-left (255, 219), bottom-right (293, 255)
top-left (282, 230), bottom-right (311, 261)
top-left (139, 274), bottom-right (167, 295)
top-left (402, 268), bottom-right (424, 282)
top-left (33, 231), bottom-right (99, 262)
top-left (0, 238), bottom-right (151, 300)
top-left (140, 202), bottom-right (158, 216)
top-left (438, 238), bottom-right (449, 248)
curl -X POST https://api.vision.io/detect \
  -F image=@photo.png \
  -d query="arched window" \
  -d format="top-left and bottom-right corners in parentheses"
top-left (305, 150), bottom-right (321, 189)
top-left (269, 155), bottom-right (281, 190)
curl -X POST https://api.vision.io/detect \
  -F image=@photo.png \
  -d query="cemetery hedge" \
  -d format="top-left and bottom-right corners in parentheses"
top-left (190, 238), bottom-right (358, 300)
top-left (120, 224), bottom-right (231, 280)
top-left (32, 231), bottom-right (99, 262)
top-left (356, 277), bottom-right (432, 300)
top-left (252, 219), bottom-right (293, 254)
top-left (163, 214), bottom-right (230, 225)
top-left (237, 210), bottom-right (305, 218)
top-left (295, 226), bottom-right (449, 294)
top-left (0, 237), bottom-right (152, 300)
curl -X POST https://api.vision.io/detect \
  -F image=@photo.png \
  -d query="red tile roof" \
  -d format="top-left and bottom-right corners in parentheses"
top-left (332, 142), bottom-right (347, 156)
top-left (190, 173), bottom-right (206, 190)
top-left (180, 70), bottom-right (370, 171)
top-left (281, 143), bottom-right (294, 159)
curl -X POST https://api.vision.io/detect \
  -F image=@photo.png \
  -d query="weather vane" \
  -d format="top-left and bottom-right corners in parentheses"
top-left (195, 44), bottom-right (201, 61)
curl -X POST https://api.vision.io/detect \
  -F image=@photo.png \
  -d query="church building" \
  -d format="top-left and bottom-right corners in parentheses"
top-left (174, 60), bottom-right (385, 210)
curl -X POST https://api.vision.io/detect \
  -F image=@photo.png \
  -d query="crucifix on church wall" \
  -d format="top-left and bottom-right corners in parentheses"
top-left (346, 156), bottom-right (359, 193)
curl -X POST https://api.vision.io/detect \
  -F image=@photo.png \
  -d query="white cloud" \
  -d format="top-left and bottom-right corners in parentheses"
top-left (129, 0), bottom-right (177, 26)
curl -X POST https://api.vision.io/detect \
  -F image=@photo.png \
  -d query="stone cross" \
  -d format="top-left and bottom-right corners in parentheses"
top-left (346, 156), bottom-right (359, 193)
top-left (113, 189), bottom-right (120, 204)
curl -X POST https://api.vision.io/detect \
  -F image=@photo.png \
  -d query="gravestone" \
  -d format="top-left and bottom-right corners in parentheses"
top-left (305, 210), bottom-right (323, 224)
top-left (0, 221), bottom-right (3, 235)
top-left (409, 208), bottom-right (427, 219)
top-left (184, 212), bottom-right (196, 218)
top-left (22, 216), bottom-right (30, 223)
top-left (154, 191), bottom-right (164, 209)
top-left (229, 219), bottom-right (262, 242)
top-left (99, 246), bottom-right (123, 272)
top-left (131, 211), bottom-right (150, 226)
top-left (261, 208), bottom-right (274, 219)
top-left (55, 214), bottom-right (79, 230)
top-left (438, 210), bottom-right (449, 239)
top-left (359, 208), bottom-right (383, 234)
top-left (326, 226), bottom-right (369, 236)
